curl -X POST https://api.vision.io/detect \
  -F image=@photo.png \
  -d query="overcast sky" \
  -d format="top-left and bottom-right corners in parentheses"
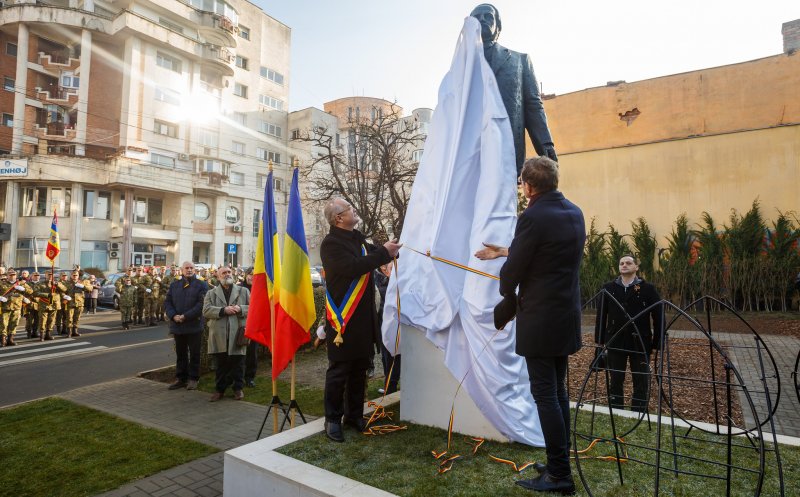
top-left (256, 0), bottom-right (797, 113)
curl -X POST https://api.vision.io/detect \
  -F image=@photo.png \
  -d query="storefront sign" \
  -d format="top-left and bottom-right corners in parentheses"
top-left (0, 158), bottom-right (28, 177)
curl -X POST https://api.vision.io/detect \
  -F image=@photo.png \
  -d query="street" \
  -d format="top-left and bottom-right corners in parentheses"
top-left (0, 307), bottom-right (176, 408)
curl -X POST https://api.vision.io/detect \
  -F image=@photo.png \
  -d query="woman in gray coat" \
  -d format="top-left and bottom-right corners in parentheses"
top-left (203, 266), bottom-right (250, 401)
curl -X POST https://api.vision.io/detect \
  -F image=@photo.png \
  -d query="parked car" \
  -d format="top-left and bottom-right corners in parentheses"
top-left (11, 266), bottom-right (70, 277)
top-left (310, 267), bottom-right (323, 287)
top-left (97, 273), bottom-right (124, 309)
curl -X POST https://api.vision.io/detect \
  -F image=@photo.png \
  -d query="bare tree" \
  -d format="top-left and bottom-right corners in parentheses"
top-left (295, 103), bottom-right (424, 240)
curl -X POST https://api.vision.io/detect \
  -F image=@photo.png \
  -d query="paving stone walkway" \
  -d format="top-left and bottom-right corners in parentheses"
top-left (60, 377), bottom-right (313, 497)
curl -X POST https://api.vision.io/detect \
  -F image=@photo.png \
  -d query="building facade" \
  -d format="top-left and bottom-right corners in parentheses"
top-left (536, 19), bottom-right (800, 245)
top-left (0, 0), bottom-right (292, 271)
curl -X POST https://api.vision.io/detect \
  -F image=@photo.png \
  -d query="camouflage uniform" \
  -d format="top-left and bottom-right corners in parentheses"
top-left (131, 269), bottom-right (147, 324)
top-left (0, 270), bottom-right (33, 346)
top-left (158, 269), bottom-right (174, 321)
top-left (24, 273), bottom-right (41, 338)
top-left (137, 270), bottom-right (158, 325)
top-left (118, 277), bottom-right (137, 330)
top-left (34, 274), bottom-right (68, 341)
top-left (55, 273), bottom-right (70, 335)
top-left (65, 272), bottom-right (93, 337)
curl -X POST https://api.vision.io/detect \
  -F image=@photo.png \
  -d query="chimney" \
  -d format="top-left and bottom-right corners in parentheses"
top-left (782, 19), bottom-right (800, 54)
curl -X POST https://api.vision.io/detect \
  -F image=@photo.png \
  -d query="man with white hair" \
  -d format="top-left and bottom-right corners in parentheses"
top-left (165, 261), bottom-right (208, 390)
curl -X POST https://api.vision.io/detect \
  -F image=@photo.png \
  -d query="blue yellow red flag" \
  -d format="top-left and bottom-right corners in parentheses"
top-left (45, 209), bottom-right (60, 262)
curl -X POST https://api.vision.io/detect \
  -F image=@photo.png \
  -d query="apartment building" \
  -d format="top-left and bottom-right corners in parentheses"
top-left (0, 0), bottom-right (291, 270)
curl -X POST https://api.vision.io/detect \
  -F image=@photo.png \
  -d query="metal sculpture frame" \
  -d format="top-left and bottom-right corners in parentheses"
top-left (572, 291), bottom-right (785, 497)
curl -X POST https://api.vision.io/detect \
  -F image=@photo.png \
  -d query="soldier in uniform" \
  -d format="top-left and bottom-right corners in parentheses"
top-left (25, 271), bottom-right (41, 338)
top-left (158, 267), bottom-right (173, 321)
top-left (55, 271), bottom-right (70, 335)
top-left (132, 266), bottom-right (147, 325)
top-left (34, 270), bottom-right (67, 341)
top-left (118, 275), bottom-right (137, 330)
top-left (65, 270), bottom-right (92, 337)
top-left (0, 269), bottom-right (33, 346)
top-left (142, 267), bottom-right (159, 326)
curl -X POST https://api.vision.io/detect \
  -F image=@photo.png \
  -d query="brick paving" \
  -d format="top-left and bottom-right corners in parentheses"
top-left (59, 377), bottom-right (314, 497)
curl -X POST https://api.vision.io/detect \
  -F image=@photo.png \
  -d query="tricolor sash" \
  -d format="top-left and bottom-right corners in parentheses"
top-left (325, 245), bottom-right (370, 347)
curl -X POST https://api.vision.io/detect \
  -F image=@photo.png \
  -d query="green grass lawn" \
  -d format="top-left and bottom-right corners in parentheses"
top-left (0, 398), bottom-right (217, 497)
top-left (278, 404), bottom-right (799, 497)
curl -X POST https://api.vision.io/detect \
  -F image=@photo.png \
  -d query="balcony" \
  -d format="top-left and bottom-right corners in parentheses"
top-left (195, 12), bottom-right (237, 47)
top-left (37, 52), bottom-right (80, 72)
top-left (200, 43), bottom-right (234, 76)
top-left (35, 86), bottom-right (79, 104)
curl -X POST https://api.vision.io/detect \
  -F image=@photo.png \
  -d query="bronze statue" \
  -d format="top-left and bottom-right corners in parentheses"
top-left (471, 4), bottom-right (558, 174)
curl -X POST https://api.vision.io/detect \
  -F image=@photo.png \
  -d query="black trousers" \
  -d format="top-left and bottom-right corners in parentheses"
top-left (380, 343), bottom-right (401, 394)
top-left (174, 333), bottom-right (202, 382)
top-left (244, 341), bottom-right (258, 381)
top-left (607, 349), bottom-right (651, 412)
top-left (324, 357), bottom-right (370, 423)
top-left (526, 356), bottom-right (571, 478)
top-left (214, 352), bottom-right (244, 393)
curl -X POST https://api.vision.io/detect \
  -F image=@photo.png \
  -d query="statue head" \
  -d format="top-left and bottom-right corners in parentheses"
top-left (470, 4), bottom-right (501, 43)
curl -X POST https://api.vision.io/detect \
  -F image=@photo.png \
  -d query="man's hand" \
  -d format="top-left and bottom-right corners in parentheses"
top-left (14, 285), bottom-right (25, 292)
top-left (475, 243), bottom-right (508, 260)
top-left (544, 145), bottom-right (558, 162)
top-left (173, 314), bottom-right (184, 323)
top-left (224, 305), bottom-right (238, 315)
top-left (383, 238), bottom-right (402, 258)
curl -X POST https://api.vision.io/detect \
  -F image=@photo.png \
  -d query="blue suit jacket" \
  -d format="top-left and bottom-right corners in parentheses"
top-left (485, 42), bottom-right (555, 174)
top-left (499, 191), bottom-right (586, 358)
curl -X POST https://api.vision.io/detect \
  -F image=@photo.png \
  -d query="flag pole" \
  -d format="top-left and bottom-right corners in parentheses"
top-left (288, 157), bottom-right (300, 428)
top-left (268, 160), bottom-right (280, 434)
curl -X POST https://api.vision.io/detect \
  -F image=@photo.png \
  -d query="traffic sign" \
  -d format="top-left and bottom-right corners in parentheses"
top-left (227, 243), bottom-right (237, 254)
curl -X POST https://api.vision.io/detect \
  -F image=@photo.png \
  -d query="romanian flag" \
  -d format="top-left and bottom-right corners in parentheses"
top-left (245, 171), bottom-right (281, 351)
top-left (273, 168), bottom-right (314, 380)
top-left (45, 209), bottom-right (60, 262)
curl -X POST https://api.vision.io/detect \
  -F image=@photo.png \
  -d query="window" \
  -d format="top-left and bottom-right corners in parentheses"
top-left (60, 71), bottom-right (80, 88)
top-left (194, 202), bottom-right (210, 220)
top-left (154, 120), bottom-right (178, 138)
top-left (412, 149), bottom-right (423, 162)
top-left (155, 86), bottom-right (180, 105)
top-left (156, 52), bottom-right (182, 73)
top-left (158, 17), bottom-right (184, 33)
top-left (20, 187), bottom-right (48, 216)
top-left (225, 205), bottom-right (240, 223)
top-left (6, 43), bottom-right (17, 57)
top-left (235, 55), bottom-right (248, 70)
top-left (80, 241), bottom-right (109, 271)
top-left (83, 190), bottom-right (111, 219)
top-left (2, 113), bottom-right (12, 127)
top-left (257, 173), bottom-right (266, 189)
top-left (232, 141), bottom-right (245, 155)
top-left (258, 121), bottom-right (281, 138)
top-left (238, 25), bottom-right (250, 40)
top-left (196, 159), bottom-right (229, 176)
top-left (274, 178), bottom-right (283, 191)
top-left (198, 128), bottom-right (218, 148)
top-left (134, 197), bottom-right (162, 224)
top-left (232, 112), bottom-right (246, 126)
top-left (252, 208), bottom-right (260, 236)
top-left (151, 153), bottom-right (175, 168)
top-left (258, 94), bottom-right (284, 111)
top-left (4, 77), bottom-right (14, 92)
top-left (233, 83), bottom-right (248, 98)
top-left (229, 171), bottom-right (244, 185)
top-left (51, 187), bottom-right (71, 217)
top-left (255, 148), bottom-right (281, 164)
top-left (290, 129), bottom-right (299, 140)
top-left (18, 238), bottom-right (70, 268)
top-left (335, 133), bottom-right (341, 147)
top-left (259, 66), bottom-right (284, 85)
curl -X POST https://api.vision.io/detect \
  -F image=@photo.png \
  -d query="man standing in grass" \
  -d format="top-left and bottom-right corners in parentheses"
top-left (320, 197), bottom-right (401, 442)
top-left (165, 261), bottom-right (208, 391)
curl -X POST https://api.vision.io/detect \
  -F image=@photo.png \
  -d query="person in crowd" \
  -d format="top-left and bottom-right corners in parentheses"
top-left (238, 269), bottom-right (258, 387)
top-left (119, 275), bottom-right (137, 330)
top-left (85, 274), bottom-right (99, 314)
top-left (25, 271), bottom-right (41, 338)
top-left (55, 271), bottom-right (70, 335)
top-left (0, 269), bottom-right (33, 346)
top-left (319, 197), bottom-right (401, 442)
top-left (481, 156), bottom-right (584, 495)
top-left (374, 263), bottom-right (400, 395)
top-left (34, 269), bottom-right (67, 341)
top-left (165, 261), bottom-right (208, 391)
top-left (595, 255), bottom-right (663, 412)
top-left (203, 266), bottom-right (250, 401)
top-left (64, 270), bottom-right (92, 337)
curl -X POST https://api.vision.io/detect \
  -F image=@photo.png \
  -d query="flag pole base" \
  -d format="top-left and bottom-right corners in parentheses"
top-left (280, 399), bottom-right (308, 431)
top-left (256, 395), bottom-right (290, 440)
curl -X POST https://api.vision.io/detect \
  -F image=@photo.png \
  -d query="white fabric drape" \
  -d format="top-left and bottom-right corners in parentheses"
top-left (382, 17), bottom-right (543, 446)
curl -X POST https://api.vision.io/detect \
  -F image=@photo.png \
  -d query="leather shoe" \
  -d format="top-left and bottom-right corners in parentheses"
top-left (6, 336), bottom-right (16, 346)
top-left (209, 392), bottom-right (224, 402)
top-left (168, 380), bottom-right (187, 390)
top-left (325, 421), bottom-right (344, 442)
top-left (516, 471), bottom-right (576, 495)
top-left (233, 390), bottom-right (244, 400)
top-left (344, 417), bottom-right (368, 432)
top-left (531, 462), bottom-right (546, 475)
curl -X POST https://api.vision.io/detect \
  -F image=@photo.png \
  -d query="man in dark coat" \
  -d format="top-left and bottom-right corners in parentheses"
top-left (471, 4), bottom-right (557, 175)
top-left (498, 156), bottom-right (585, 495)
top-left (320, 198), bottom-right (401, 442)
top-left (595, 255), bottom-right (663, 412)
top-left (164, 261), bottom-right (208, 391)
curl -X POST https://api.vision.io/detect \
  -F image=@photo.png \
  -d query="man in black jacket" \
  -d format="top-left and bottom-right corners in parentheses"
top-left (595, 255), bottom-right (663, 412)
top-left (320, 198), bottom-right (401, 442)
top-left (497, 157), bottom-right (584, 495)
top-left (164, 261), bottom-right (209, 391)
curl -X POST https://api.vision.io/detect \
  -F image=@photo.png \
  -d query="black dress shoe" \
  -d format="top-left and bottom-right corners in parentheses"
top-left (516, 471), bottom-right (576, 495)
top-left (531, 462), bottom-right (546, 475)
top-left (324, 421), bottom-right (344, 442)
top-left (343, 417), bottom-right (368, 432)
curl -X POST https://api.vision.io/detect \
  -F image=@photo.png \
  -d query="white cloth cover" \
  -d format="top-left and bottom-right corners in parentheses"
top-left (382, 17), bottom-right (543, 446)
